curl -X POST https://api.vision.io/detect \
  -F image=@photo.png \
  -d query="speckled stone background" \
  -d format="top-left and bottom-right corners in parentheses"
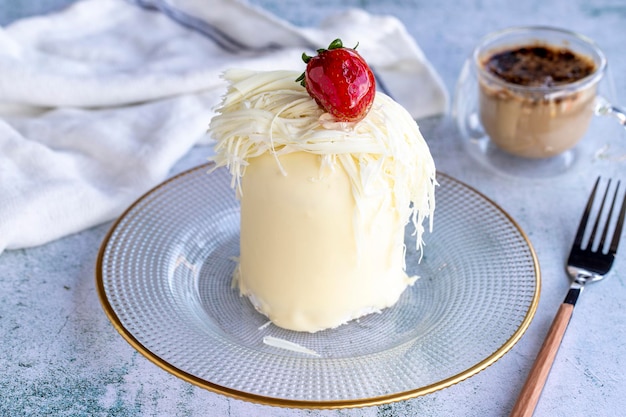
top-left (1, 1), bottom-right (625, 416)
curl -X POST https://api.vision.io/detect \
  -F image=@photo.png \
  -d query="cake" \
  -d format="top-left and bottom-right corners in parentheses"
top-left (209, 51), bottom-right (436, 333)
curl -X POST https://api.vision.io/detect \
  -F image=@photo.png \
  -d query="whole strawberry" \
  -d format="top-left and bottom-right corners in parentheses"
top-left (296, 39), bottom-right (376, 122)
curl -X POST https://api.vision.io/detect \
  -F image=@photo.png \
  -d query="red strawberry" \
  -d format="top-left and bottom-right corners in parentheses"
top-left (296, 39), bottom-right (376, 122)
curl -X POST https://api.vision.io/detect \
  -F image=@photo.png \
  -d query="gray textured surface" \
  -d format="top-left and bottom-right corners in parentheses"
top-left (1, 1), bottom-right (625, 416)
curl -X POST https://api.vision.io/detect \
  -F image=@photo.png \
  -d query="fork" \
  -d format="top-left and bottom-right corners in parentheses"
top-left (510, 177), bottom-right (626, 417)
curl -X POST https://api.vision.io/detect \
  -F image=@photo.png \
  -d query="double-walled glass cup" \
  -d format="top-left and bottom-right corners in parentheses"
top-left (454, 26), bottom-right (625, 178)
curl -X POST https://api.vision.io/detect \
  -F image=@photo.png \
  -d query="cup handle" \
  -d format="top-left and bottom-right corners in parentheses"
top-left (595, 96), bottom-right (626, 127)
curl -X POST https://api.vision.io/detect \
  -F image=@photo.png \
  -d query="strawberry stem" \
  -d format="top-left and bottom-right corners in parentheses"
top-left (327, 38), bottom-right (343, 50)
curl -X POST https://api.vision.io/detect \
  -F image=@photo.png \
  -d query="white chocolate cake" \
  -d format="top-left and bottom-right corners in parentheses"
top-left (209, 69), bottom-right (436, 333)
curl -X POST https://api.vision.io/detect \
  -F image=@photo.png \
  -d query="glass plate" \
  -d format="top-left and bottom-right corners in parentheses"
top-left (96, 164), bottom-right (540, 408)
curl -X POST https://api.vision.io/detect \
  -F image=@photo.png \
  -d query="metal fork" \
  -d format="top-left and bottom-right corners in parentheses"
top-left (510, 177), bottom-right (626, 417)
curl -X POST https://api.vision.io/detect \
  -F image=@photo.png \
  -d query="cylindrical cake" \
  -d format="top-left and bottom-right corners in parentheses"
top-left (209, 69), bottom-right (436, 332)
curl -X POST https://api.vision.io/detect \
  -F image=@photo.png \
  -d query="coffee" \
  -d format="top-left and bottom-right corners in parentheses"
top-left (478, 44), bottom-right (598, 158)
top-left (484, 45), bottom-right (596, 87)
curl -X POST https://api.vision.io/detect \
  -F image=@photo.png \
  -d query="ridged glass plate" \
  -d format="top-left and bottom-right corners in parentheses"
top-left (96, 164), bottom-right (540, 408)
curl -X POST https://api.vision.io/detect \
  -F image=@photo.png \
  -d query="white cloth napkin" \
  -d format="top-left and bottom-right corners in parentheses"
top-left (0, 0), bottom-right (448, 254)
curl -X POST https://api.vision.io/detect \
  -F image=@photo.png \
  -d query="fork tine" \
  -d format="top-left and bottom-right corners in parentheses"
top-left (599, 180), bottom-right (619, 252)
top-left (610, 182), bottom-right (626, 254)
top-left (573, 177), bottom-right (600, 250)
top-left (588, 178), bottom-right (611, 249)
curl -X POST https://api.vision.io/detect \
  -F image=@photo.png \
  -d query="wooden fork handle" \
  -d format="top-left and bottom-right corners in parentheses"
top-left (510, 303), bottom-right (574, 417)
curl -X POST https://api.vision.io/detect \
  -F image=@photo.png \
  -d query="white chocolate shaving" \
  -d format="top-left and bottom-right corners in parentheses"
top-left (262, 336), bottom-right (321, 357)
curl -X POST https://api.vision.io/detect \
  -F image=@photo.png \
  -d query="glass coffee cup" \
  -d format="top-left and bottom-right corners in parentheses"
top-left (454, 26), bottom-right (625, 178)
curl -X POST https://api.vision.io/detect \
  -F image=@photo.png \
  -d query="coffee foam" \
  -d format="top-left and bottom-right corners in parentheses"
top-left (483, 44), bottom-right (596, 87)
